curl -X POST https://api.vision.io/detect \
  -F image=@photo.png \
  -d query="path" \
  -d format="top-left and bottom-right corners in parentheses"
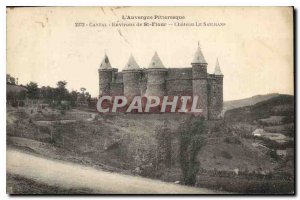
top-left (7, 149), bottom-right (217, 194)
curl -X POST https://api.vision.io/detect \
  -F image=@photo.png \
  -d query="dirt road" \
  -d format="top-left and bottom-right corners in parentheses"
top-left (7, 149), bottom-right (216, 194)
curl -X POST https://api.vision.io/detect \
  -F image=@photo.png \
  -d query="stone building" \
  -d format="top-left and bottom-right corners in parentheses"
top-left (98, 44), bottom-right (224, 119)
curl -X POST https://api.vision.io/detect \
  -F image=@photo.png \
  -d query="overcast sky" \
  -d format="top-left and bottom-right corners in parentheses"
top-left (7, 7), bottom-right (293, 100)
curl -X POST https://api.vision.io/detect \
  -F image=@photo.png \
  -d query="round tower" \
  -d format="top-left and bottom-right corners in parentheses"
top-left (122, 54), bottom-right (142, 101)
top-left (98, 53), bottom-right (113, 97)
top-left (145, 51), bottom-right (167, 97)
top-left (214, 59), bottom-right (224, 118)
top-left (191, 43), bottom-right (208, 118)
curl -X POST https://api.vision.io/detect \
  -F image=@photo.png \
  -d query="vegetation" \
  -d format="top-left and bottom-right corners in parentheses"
top-left (155, 121), bottom-right (172, 169)
top-left (179, 115), bottom-right (206, 186)
top-left (6, 74), bottom-right (94, 109)
top-left (26, 82), bottom-right (39, 99)
top-left (52, 122), bottom-right (64, 147)
top-left (225, 95), bottom-right (294, 123)
top-left (7, 173), bottom-right (94, 194)
top-left (7, 74), bottom-right (17, 85)
top-left (220, 151), bottom-right (232, 159)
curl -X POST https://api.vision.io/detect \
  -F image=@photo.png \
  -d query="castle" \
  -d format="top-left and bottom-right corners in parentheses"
top-left (98, 44), bottom-right (224, 120)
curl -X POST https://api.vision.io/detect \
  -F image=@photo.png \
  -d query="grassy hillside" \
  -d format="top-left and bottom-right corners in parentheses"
top-left (7, 105), bottom-right (293, 193)
top-left (224, 93), bottom-right (280, 111)
top-left (224, 95), bottom-right (294, 123)
top-left (223, 94), bottom-right (294, 193)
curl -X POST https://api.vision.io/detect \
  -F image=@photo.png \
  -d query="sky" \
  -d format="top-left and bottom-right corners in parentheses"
top-left (7, 7), bottom-right (293, 100)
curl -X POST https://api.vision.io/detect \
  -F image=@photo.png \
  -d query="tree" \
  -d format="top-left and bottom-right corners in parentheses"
top-left (80, 87), bottom-right (86, 95)
top-left (6, 74), bottom-right (16, 85)
top-left (57, 81), bottom-right (67, 88)
top-left (179, 115), bottom-right (207, 186)
top-left (85, 92), bottom-right (92, 104)
top-left (155, 120), bottom-right (172, 169)
top-left (55, 81), bottom-right (68, 102)
top-left (68, 90), bottom-right (79, 107)
top-left (26, 82), bottom-right (39, 99)
top-left (40, 86), bottom-right (55, 102)
top-left (16, 90), bottom-right (27, 100)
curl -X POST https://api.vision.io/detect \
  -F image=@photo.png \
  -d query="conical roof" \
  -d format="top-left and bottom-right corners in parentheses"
top-left (192, 44), bottom-right (207, 64)
top-left (99, 54), bottom-right (112, 69)
top-left (214, 58), bottom-right (223, 75)
top-left (148, 51), bottom-right (165, 68)
top-left (124, 54), bottom-right (140, 70)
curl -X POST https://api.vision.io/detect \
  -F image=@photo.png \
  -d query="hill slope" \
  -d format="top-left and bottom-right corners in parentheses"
top-left (224, 93), bottom-right (280, 111)
top-left (225, 94), bottom-right (294, 123)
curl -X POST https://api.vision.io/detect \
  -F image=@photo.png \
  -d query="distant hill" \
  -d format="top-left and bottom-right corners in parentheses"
top-left (224, 93), bottom-right (280, 111)
top-left (224, 94), bottom-right (294, 123)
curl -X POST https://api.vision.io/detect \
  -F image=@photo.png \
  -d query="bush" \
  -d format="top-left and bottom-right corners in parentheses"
top-left (60, 104), bottom-right (67, 115)
top-left (179, 116), bottom-right (206, 186)
top-left (11, 101), bottom-right (18, 107)
top-left (220, 151), bottom-right (232, 159)
top-left (18, 101), bottom-right (25, 107)
top-left (224, 137), bottom-right (241, 145)
top-left (269, 150), bottom-right (280, 161)
top-left (52, 122), bottom-right (64, 147)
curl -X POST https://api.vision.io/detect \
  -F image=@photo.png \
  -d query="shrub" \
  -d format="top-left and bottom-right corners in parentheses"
top-left (220, 151), bottom-right (232, 159)
top-left (269, 150), bottom-right (280, 161)
top-left (224, 137), bottom-right (241, 145)
top-left (60, 104), bottom-right (66, 115)
top-left (179, 116), bottom-right (206, 186)
top-left (11, 101), bottom-right (18, 107)
top-left (52, 122), bottom-right (64, 146)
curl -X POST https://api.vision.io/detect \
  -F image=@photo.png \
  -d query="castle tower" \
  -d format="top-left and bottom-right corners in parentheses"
top-left (208, 59), bottom-right (223, 119)
top-left (145, 51), bottom-right (167, 97)
top-left (122, 54), bottom-right (142, 101)
top-left (98, 53), bottom-right (113, 96)
top-left (214, 58), bottom-right (224, 118)
top-left (191, 43), bottom-right (208, 118)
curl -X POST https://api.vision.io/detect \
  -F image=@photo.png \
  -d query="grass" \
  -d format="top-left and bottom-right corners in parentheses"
top-left (6, 106), bottom-right (295, 194)
top-left (7, 173), bottom-right (94, 194)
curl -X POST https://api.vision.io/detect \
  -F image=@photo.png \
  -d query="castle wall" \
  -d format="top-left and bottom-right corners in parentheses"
top-left (109, 70), bottom-right (123, 96)
top-left (98, 69), bottom-right (112, 96)
top-left (166, 68), bottom-right (193, 96)
top-left (215, 75), bottom-right (223, 118)
top-left (123, 70), bottom-right (142, 100)
top-left (145, 69), bottom-right (167, 97)
top-left (207, 75), bottom-right (217, 119)
top-left (139, 71), bottom-right (147, 96)
top-left (110, 82), bottom-right (124, 96)
top-left (99, 65), bottom-right (223, 119)
top-left (114, 72), bottom-right (123, 83)
top-left (192, 64), bottom-right (208, 118)
top-left (207, 74), bottom-right (224, 119)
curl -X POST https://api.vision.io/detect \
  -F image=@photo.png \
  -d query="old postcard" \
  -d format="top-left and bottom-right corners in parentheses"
top-left (6, 7), bottom-right (294, 194)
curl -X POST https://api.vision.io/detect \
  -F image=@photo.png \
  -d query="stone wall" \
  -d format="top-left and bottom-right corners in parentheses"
top-left (166, 68), bottom-right (193, 96)
top-left (207, 75), bottom-right (223, 119)
top-left (100, 66), bottom-right (223, 119)
top-left (123, 70), bottom-right (142, 100)
top-left (215, 75), bottom-right (223, 118)
top-left (192, 64), bottom-right (208, 119)
top-left (145, 69), bottom-right (167, 97)
top-left (139, 72), bottom-right (147, 96)
top-left (98, 69), bottom-right (112, 96)
top-left (207, 75), bottom-right (218, 119)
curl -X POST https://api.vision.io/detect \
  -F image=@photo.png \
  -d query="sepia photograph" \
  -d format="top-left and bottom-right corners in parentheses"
top-left (6, 6), bottom-right (294, 194)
